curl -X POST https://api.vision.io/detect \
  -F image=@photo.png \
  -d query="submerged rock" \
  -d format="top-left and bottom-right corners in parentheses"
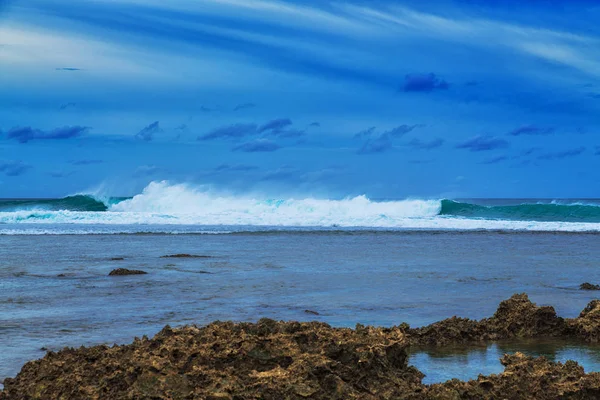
top-left (426, 353), bottom-right (600, 399)
top-left (160, 254), bottom-right (212, 258)
top-left (580, 282), bottom-right (600, 290)
top-left (108, 268), bottom-right (147, 276)
top-left (109, 257), bottom-right (125, 261)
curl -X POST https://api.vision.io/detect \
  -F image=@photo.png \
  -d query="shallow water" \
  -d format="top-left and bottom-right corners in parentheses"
top-left (410, 339), bottom-right (600, 384)
top-left (2, 230), bottom-right (600, 381)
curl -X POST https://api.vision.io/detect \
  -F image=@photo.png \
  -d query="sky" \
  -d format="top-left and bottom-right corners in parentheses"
top-left (0, 0), bottom-right (599, 199)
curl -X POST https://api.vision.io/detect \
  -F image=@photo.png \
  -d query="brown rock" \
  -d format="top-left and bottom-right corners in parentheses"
top-left (108, 268), bottom-right (147, 276)
top-left (0, 320), bottom-right (422, 400)
top-left (160, 254), bottom-right (212, 258)
top-left (580, 282), bottom-right (600, 290)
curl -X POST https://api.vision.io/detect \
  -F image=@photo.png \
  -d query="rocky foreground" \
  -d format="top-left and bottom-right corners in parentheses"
top-left (3, 294), bottom-right (600, 399)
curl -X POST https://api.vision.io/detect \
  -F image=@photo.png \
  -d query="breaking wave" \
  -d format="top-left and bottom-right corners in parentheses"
top-left (0, 181), bottom-right (599, 232)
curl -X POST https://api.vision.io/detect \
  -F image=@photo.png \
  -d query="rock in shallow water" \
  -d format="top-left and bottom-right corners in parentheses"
top-left (580, 282), bottom-right (600, 290)
top-left (108, 268), bottom-right (147, 276)
top-left (5, 294), bottom-right (600, 399)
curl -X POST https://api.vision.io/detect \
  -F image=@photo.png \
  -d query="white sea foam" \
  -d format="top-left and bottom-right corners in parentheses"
top-left (0, 181), bottom-right (599, 232)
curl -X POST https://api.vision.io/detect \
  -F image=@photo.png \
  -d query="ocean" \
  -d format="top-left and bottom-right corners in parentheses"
top-left (2, 181), bottom-right (600, 384)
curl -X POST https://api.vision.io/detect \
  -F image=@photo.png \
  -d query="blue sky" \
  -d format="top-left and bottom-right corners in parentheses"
top-left (0, 0), bottom-right (599, 198)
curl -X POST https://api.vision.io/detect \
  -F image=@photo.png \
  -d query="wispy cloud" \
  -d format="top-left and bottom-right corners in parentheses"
top-left (233, 139), bottom-right (281, 152)
top-left (408, 138), bottom-right (444, 150)
top-left (133, 165), bottom-right (164, 177)
top-left (258, 118), bottom-right (293, 133)
top-left (0, 160), bottom-right (31, 176)
top-left (213, 164), bottom-right (259, 172)
top-left (233, 103), bottom-right (256, 111)
top-left (199, 123), bottom-right (258, 141)
top-left (537, 147), bottom-right (586, 160)
top-left (357, 134), bottom-right (393, 154)
top-left (59, 102), bottom-right (76, 110)
top-left (480, 155), bottom-right (509, 164)
top-left (135, 121), bottom-right (162, 141)
top-left (55, 67), bottom-right (81, 71)
top-left (508, 125), bottom-right (554, 136)
top-left (456, 135), bottom-right (509, 152)
top-left (402, 73), bottom-right (449, 92)
top-left (70, 159), bottom-right (103, 165)
top-left (6, 126), bottom-right (89, 143)
top-left (354, 126), bottom-right (376, 139)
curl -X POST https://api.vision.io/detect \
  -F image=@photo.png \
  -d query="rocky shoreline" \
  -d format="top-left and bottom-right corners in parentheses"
top-left (3, 293), bottom-right (600, 399)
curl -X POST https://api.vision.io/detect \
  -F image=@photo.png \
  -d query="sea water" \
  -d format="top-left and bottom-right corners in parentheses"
top-left (2, 181), bottom-right (600, 383)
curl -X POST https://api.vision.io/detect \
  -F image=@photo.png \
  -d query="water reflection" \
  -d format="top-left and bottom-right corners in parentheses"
top-left (410, 339), bottom-right (600, 384)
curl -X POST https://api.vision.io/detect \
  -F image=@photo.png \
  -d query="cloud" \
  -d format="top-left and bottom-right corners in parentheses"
top-left (508, 125), bottom-right (554, 136)
top-left (259, 118), bottom-right (293, 133)
top-left (70, 159), bottom-right (103, 165)
top-left (261, 166), bottom-right (299, 181)
top-left (199, 123), bottom-right (258, 141)
top-left (200, 106), bottom-right (212, 112)
top-left (133, 165), bottom-right (164, 177)
top-left (402, 73), bottom-right (449, 92)
top-left (0, 160), bottom-right (31, 176)
top-left (232, 139), bottom-right (281, 152)
top-left (55, 67), bottom-right (81, 71)
top-left (480, 155), bottom-right (509, 164)
top-left (385, 124), bottom-right (421, 137)
top-left (354, 126), bottom-right (376, 139)
top-left (456, 135), bottom-right (509, 152)
top-left (213, 164), bottom-right (259, 172)
top-left (6, 126), bottom-right (89, 143)
top-left (537, 147), bottom-right (586, 160)
top-left (135, 121), bottom-right (162, 141)
top-left (357, 134), bottom-right (393, 154)
top-left (595, 146), bottom-right (600, 156)
top-left (49, 170), bottom-right (75, 178)
top-left (308, 122), bottom-right (321, 128)
top-left (520, 147), bottom-right (541, 156)
top-left (408, 138), bottom-right (444, 150)
top-left (59, 102), bottom-right (76, 110)
top-left (233, 103), bottom-right (256, 111)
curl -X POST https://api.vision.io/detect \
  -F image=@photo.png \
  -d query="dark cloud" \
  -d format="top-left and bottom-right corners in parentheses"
top-left (70, 159), bottom-right (103, 165)
top-left (385, 124), bottom-right (421, 137)
top-left (480, 155), bottom-right (509, 165)
top-left (403, 73), bottom-right (449, 92)
top-left (258, 118), bottom-right (293, 133)
top-left (0, 160), bottom-right (31, 176)
top-left (135, 121), bottom-right (162, 141)
top-left (232, 139), bottom-right (281, 152)
top-left (213, 164), bottom-right (259, 172)
top-left (6, 126), bottom-right (89, 143)
top-left (456, 135), bottom-right (509, 152)
top-left (508, 125), bottom-right (554, 136)
top-left (357, 134), bottom-right (393, 154)
top-left (59, 102), bottom-right (76, 110)
top-left (354, 126), bottom-right (376, 139)
top-left (55, 67), bottom-right (81, 71)
top-left (408, 138), bottom-right (444, 150)
top-left (233, 103), bottom-right (256, 111)
top-left (520, 147), bottom-right (541, 156)
top-left (308, 122), bottom-right (320, 128)
top-left (199, 123), bottom-right (258, 141)
top-left (537, 147), bottom-right (586, 160)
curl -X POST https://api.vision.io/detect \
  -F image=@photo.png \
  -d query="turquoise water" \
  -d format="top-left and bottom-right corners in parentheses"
top-left (2, 230), bottom-right (600, 382)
